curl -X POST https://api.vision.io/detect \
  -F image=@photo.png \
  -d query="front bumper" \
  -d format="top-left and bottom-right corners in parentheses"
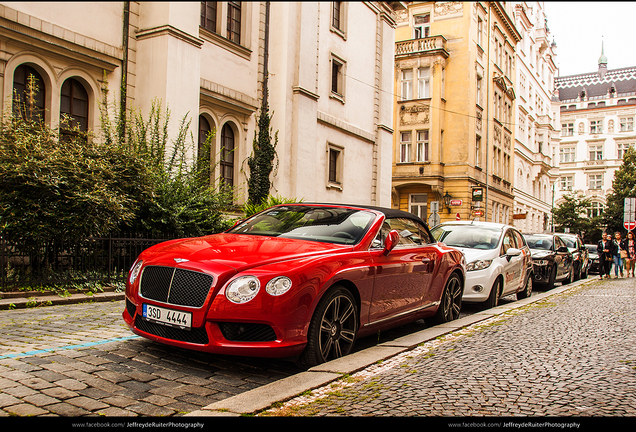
top-left (462, 268), bottom-right (498, 303)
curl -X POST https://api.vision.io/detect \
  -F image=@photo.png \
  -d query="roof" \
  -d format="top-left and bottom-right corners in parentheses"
top-left (286, 203), bottom-right (428, 226)
top-left (555, 66), bottom-right (636, 101)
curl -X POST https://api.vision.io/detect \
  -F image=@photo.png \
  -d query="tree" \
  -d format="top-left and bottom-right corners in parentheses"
top-left (552, 192), bottom-right (596, 241)
top-left (602, 145), bottom-right (636, 234)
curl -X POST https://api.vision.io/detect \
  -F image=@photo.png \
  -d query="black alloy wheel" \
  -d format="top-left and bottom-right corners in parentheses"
top-left (300, 286), bottom-right (358, 367)
top-left (427, 272), bottom-right (462, 325)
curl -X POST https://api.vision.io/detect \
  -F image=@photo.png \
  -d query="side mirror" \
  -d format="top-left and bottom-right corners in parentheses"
top-left (557, 246), bottom-right (569, 253)
top-left (506, 247), bottom-right (522, 257)
top-left (383, 230), bottom-right (400, 255)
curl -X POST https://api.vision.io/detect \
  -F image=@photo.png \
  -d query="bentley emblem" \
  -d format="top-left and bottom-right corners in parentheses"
top-left (174, 258), bottom-right (189, 263)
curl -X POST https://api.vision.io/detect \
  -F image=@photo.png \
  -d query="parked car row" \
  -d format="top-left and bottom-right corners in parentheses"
top-left (122, 201), bottom-right (590, 368)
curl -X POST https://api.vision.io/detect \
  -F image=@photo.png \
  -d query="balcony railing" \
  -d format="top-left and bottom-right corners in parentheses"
top-left (396, 36), bottom-right (448, 58)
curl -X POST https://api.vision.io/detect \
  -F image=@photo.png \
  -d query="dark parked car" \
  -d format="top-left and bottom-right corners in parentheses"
top-left (586, 244), bottom-right (601, 275)
top-left (522, 233), bottom-right (573, 290)
top-left (123, 203), bottom-right (466, 367)
top-left (555, 233), bottom-right (590, 280)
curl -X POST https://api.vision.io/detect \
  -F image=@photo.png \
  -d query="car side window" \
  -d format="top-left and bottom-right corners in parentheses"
top-left (379, 218), bottom-right (432, 248)
top-left (513, 230), bottom-right (525, 249)
top-left (501, 230), bottom-right (515, 255)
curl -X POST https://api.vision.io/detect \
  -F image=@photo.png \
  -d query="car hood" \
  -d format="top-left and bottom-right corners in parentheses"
top-left (139, 233), bottom-right (352, 273)
top-left (449, 247), bottom-right (497, 262)
top-left (589, 253), bottom-right (599, 259)
top-left (529, 248), bottom-right (552, 258)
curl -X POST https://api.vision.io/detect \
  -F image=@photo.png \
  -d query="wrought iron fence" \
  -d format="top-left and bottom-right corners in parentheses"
top-left (0, 234), bottom-right (175, 291)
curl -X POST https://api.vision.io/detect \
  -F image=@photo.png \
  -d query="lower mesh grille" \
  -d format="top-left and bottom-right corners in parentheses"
top-left (219, 322), bottom-right (277, 342)
top-left (135, 316), bottom-right (209, 344)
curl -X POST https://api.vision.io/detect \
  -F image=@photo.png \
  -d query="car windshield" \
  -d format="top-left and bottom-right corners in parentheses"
top-left (560, 236), bottom-right (577, 248)
top-left (430, 225), bottom-right (501, 250)
top-left (587, 244), bottom-right (597, 253)
top-left (227, 206), bottom-right (376, 245)
top-left (524, 236), bottom-right (553, 250)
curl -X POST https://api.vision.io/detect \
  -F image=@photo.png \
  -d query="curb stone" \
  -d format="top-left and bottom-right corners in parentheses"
top-left (0, 286), bottom-right (124, 310)
top-left (186, 278), bottom-right (593, 417)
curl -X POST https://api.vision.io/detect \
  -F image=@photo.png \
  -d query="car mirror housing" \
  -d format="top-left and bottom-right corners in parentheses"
top-left (384, 230), bottom-right (400, 255)
top-left (557, 246), bottom-right (569, 253)
top-left (506, 248), bottom-right (522, 257)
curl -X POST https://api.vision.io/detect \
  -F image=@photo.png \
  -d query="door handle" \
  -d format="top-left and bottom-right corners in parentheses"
top-left (422, 257), bottom-right (433, 272)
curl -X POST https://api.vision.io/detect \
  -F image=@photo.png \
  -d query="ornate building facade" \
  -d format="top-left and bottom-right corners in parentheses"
top-left (511, 1), bottom-right (559, 233)
top-left (391, 1), bottom-right (520, 225)
top-left (0, 2), bottom-right (397, 207)
top-left (554, 49), bottom-right (636, 219)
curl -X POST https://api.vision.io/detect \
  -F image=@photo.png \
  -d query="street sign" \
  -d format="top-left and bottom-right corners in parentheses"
top-left (625, 221), bottom-right (636, 231)
top-left (430, 201), bottom-right (439, 213)
top-left (472, 187), bottom-right (483, 202)
top-left (455, 213), bottom-right (461, 221)
top-left (450, 199), bottom-right (463, 206)
top-left (625, 198), bottom-right (636, 225)
top-left (473, 210), bottom-right (484, 217)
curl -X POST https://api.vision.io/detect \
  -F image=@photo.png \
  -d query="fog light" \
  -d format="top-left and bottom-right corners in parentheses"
top-left (472, 285), bottom-right (484, 293)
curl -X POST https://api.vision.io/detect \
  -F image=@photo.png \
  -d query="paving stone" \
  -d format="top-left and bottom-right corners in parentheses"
top-left (41, 386), bottom-right (79, 400)
top-left (67, 396), bottom-right (110, 411)
top-left (54, 378), bottom-right (87, 391)
top-left (3, 403), bottom-right (49, 416)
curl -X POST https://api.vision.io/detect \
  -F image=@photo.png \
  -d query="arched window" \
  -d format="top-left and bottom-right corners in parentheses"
top-left (198, 115), bottom-right (212, 183)
top-left (220, 123), bottom-right (235, 188)
top-left (13, 64), bottom-right (45, 122)
top-left (60, 78), bottom-right (89, 134)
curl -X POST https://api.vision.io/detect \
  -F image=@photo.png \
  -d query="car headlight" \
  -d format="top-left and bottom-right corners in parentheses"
top-left (129, 260), bottom-right (144, 285)
top-left (266, 276), bottom-right (292, 296)
top-left (226, 276), bottom-right (260, 304)
top-left (466, 259), bottom-right (492, 271)
top-left (533, 260), bottom-right (549, 266)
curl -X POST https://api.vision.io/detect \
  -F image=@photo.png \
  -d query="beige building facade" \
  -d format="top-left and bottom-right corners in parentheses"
top-left (1, 2), bottom-right (397, 207)
top-left (511, 1), bottom-right (559, 233)
top-left (392, 1), bottom-right (520, 225)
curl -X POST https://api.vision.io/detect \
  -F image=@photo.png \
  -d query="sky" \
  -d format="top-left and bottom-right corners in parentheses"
top-left (543, 1), bottom-right (636, 77)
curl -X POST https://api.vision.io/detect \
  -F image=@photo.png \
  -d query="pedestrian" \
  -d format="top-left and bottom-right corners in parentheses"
top-left (597, 233), bottom-right (615, 279)
top-left (622, 231), bottom-right (636, 277)
top-left (613, 231), bottom-right (625, 278)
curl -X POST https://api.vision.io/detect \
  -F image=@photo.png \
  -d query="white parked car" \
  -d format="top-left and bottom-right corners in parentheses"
top-left (430, 221), bottom-right (533, 309)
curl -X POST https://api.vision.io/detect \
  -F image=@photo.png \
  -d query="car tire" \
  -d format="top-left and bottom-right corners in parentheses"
top-left (517, 275), bottom-right (532, 300)
top-left (427, 272), bottom-right (462, 325)
top-left (299, 285), bottom-right (358, 367)
top-left (573, 263), bottom-right (581, 281)
top-left (582, 265), bottom-right (588, 279)
top-left (563, 268), bottom-right (572, 285)
top-left (546, 265), bottom-right (557, 290)
top-left (483, 278), bottom-right (501, 310)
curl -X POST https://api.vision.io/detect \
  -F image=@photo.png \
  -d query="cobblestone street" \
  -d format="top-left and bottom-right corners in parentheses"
top-left (261, 277), bottom-right (636, 418)
top-left (0, 301), bottom-right (299, 417)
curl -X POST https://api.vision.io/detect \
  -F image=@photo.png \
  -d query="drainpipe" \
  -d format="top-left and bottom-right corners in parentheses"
top-left (262, 1), bottom-right (270, 108)
top-left (120, 1), bottom-right (130, 139)
top-left (484, 3), bottom-right (491, 221)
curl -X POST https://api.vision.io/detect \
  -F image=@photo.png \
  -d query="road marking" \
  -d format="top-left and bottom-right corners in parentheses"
top-left (0, 335), bottom-right (141, 360)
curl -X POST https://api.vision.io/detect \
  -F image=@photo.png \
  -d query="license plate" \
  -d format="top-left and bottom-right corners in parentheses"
top-left (142, 304), bottom-right (192, 330)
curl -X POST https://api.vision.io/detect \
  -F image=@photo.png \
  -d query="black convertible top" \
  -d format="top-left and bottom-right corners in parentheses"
top-left (294, 202), bottom-right (429, 226)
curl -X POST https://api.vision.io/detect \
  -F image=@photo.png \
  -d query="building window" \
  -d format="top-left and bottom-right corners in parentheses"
top-left (618, 143), bottom-right (635, 159)
top-left (590, 120), bottom-right (603, 134)
top-left (410, 194), bottom-right (428, 220)
top-left (620, 117), bottom-right (634, 132)
top-left (560, 147), bottom-right (575, 163)
top-left (400, 69), bottom-right (413, 101)
top-left (331, 55), bottom-right (345, 98)
top-left (477, 16), bottom-right (483, 46)
top-left (60, 77), bottom-right (88, 135)
top-left (588, 145), bottom-right (603, 161)
top-left (327, 144), bottom-right (343, 187)
top-left (560, 176), bottom-right (573, 191)
top-left (399, 132), bottom-right (411, 163)
top-left (475, 135), bottom-right (482, 168)
top-left (587, 202), bottom-right (604, 218)
top-left (561, 122), bottom-right (574, 136)
top-left (332, 1), bottom-right (344, 32)
top-left (198, 115), bottom-right (212, 182)
top-left (416, 130), bottom-right (429, 162)
top-left (12, 64), bottom-right (45, 122)
top-left (418, 67), bottom-right (430, 99)
top-left (476, 74), bottom-right (482, 106)
top-left (201, 1), bottom-right (217, 33)
top-left (413, 14), bottom-right (430, 39)
top-left (588, 173), bottom-right (603, 190)
top-left (220, 123), bottom-right (235, 187)
top-left (227, 1), bottom-right (241, 44)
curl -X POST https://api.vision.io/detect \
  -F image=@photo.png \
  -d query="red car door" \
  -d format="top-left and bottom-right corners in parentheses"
top-left (368, 218), bottom-right (437, 326)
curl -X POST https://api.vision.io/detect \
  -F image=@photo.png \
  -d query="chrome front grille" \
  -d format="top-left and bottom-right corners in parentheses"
top-left (140, 265), bottom-right (214, 308)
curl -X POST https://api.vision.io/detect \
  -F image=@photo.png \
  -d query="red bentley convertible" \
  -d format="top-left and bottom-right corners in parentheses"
top-left (123, 203), bottom-right (465, 366)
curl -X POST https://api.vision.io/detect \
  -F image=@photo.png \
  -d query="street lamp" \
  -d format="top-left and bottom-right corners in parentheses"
top-left (443, 191), bottom-right (452, 213)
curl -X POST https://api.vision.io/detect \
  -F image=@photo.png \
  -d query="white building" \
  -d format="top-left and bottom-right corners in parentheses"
top-left (554, 46), bottom-right (636, 219)
top-left (511, 2), bottom-right (559, 233)
top-left (0, 2), bottom-right (397, 207)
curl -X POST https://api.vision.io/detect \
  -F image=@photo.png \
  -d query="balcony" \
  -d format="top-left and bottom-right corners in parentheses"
top-left (395, 36), bottom-right (448, 59)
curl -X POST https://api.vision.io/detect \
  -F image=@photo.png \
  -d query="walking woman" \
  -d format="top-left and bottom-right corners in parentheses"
top-left (622, 231), bottom-right (636, 277)
top-left (597, 233), bottom-right (615, 279)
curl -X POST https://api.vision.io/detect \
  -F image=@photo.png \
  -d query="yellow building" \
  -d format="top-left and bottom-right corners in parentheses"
top-left (392, 2), bottom-right (520, 226)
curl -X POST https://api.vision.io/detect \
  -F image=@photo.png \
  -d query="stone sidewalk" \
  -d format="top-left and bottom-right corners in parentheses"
top-left (250, 277), bottom-right (636, 418)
